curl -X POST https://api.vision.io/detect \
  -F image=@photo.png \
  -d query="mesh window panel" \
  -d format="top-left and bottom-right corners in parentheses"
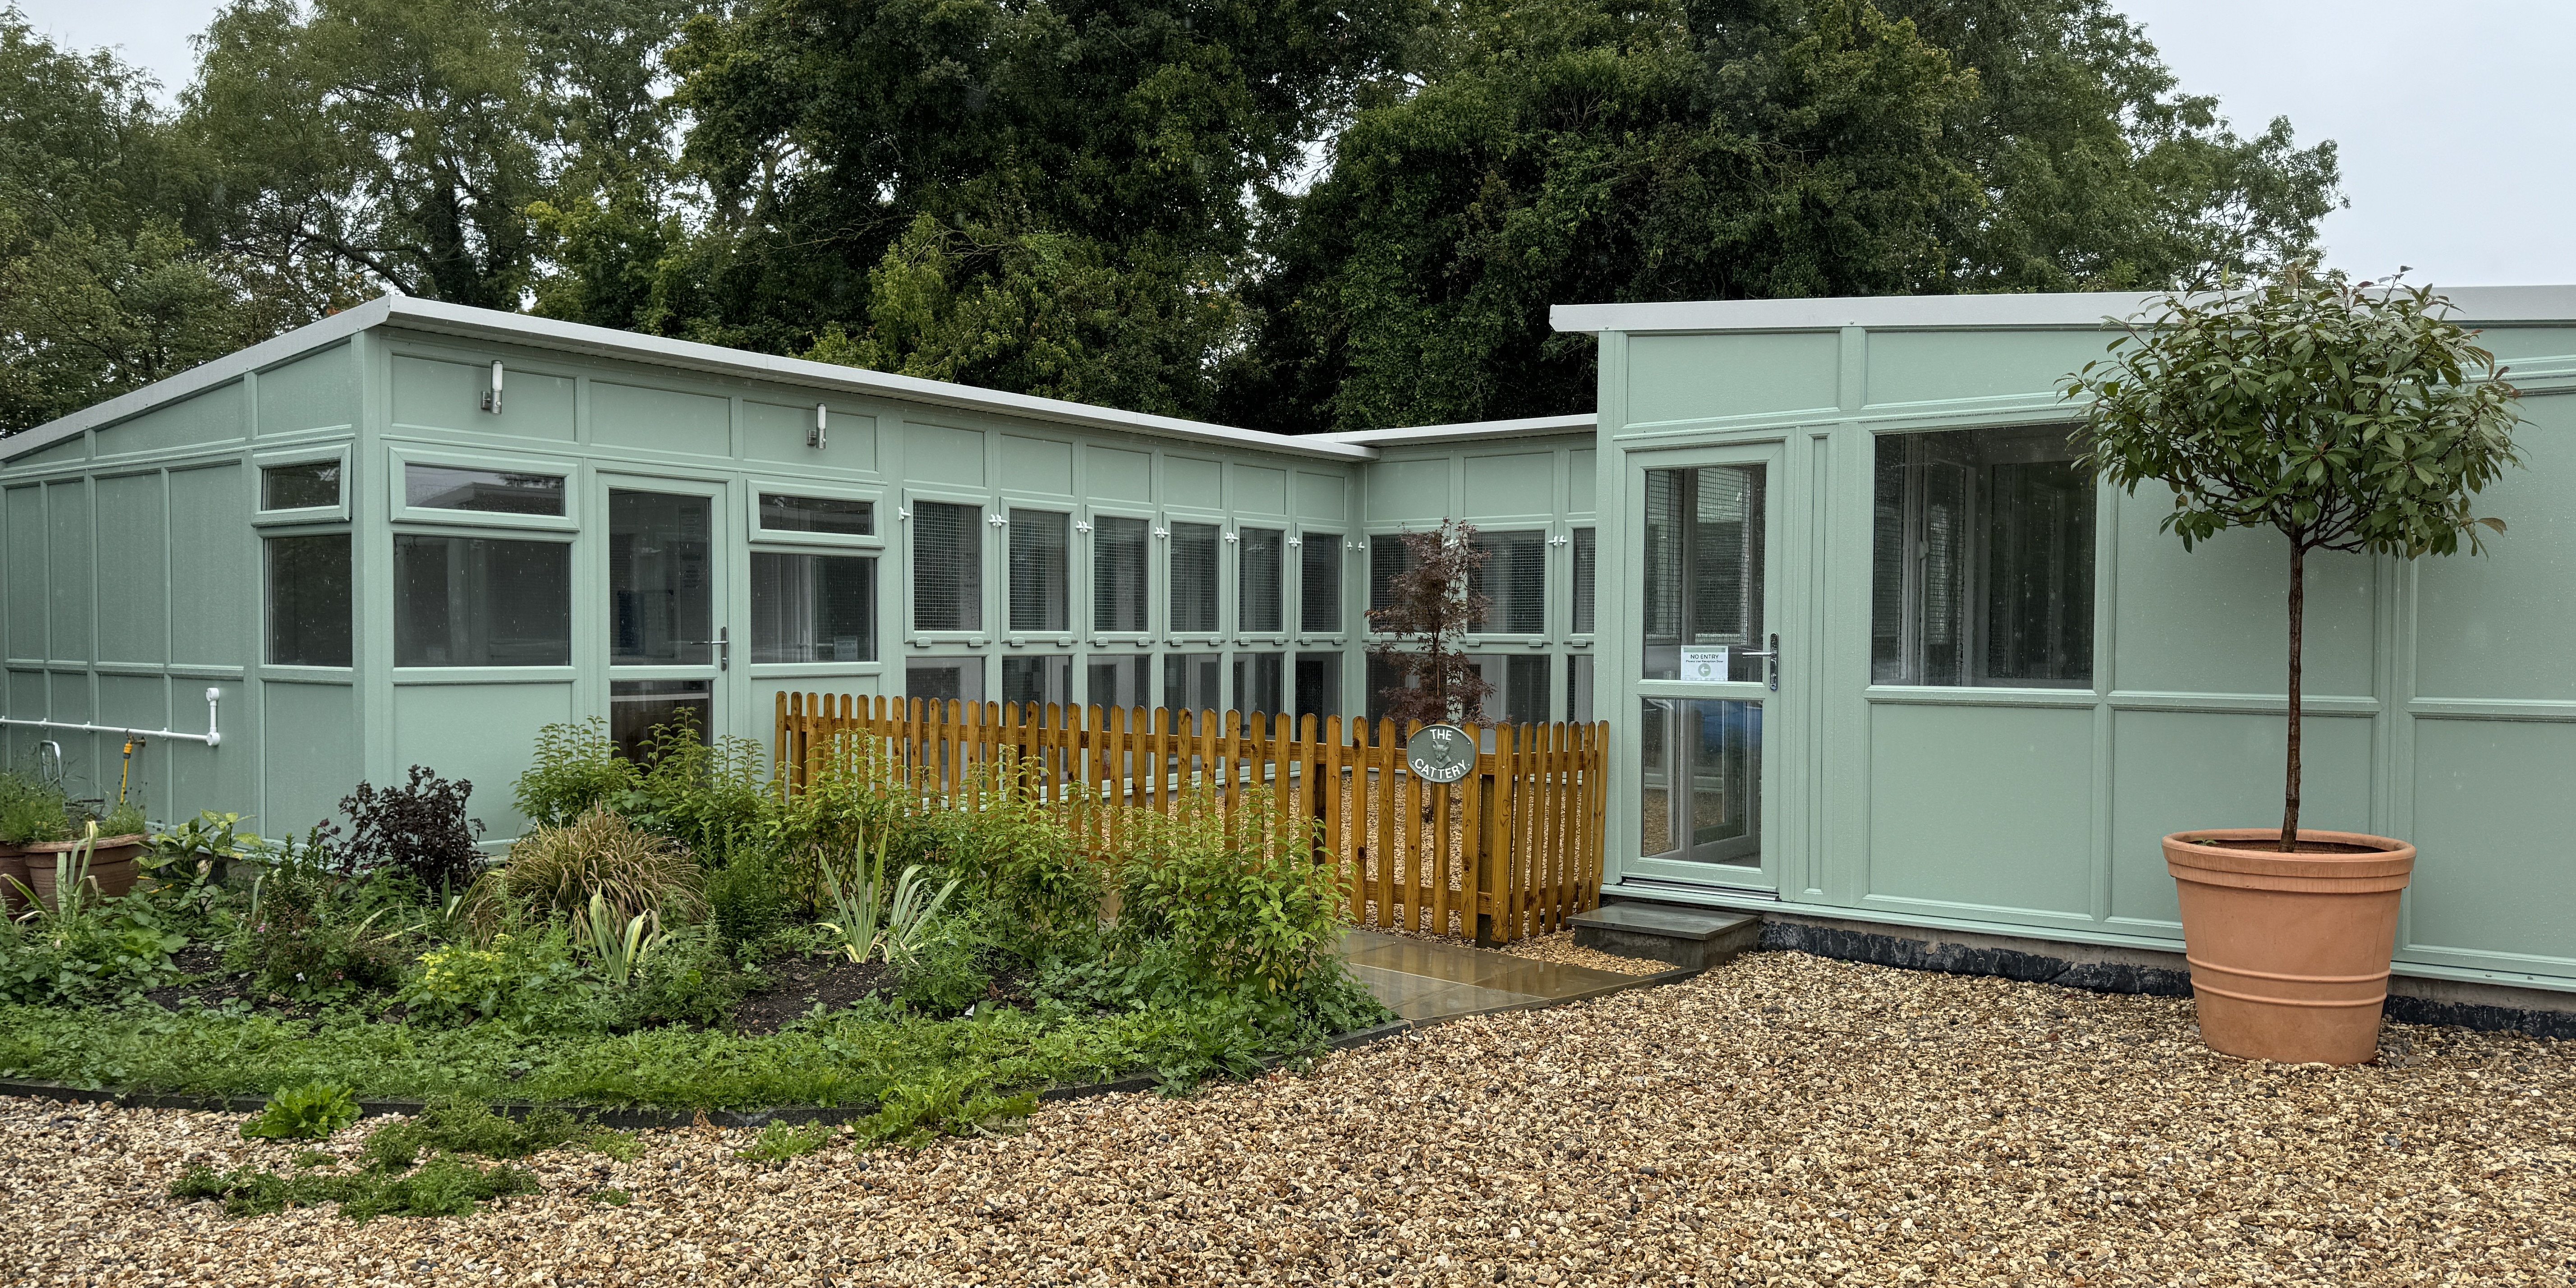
top-left (266, 534), bottom-right (351, 666)
top-left (1301, 536), bottom-right (1341, 633)
top-left (911, 501), bottom-right (982, 632)
top-left (1368, 539), bottom-right (1413, 616)
top-left (1168, 522), bottom-right (1220, 633)
top-left (1233, 652), bottom-right (1284, 718)
top-left (1238, 528), bottom-right (1283, 633)
top-left (394, 535), bottom-right (571, 666)
top-left (1092, 515), bottom-right (1149, 632)
top-left (1640, 472), bottom-right (1682, 642)
top-left (1570, 527), bottom-right (1596, 634)
top-left (1003, 655), bottom-right (1073, 709)
top-left (750, 552), bottom-right (876, 663)
top-left (1009, 509), bottom-right (1071, 632)
top-left (1163, 651), bottom-right (1222, 713)
top-left (1471, 530), bottom-right (1547, 634)
top-left (1505, 654), bottom-right (1550, 726)
top-left (1295, 651), bottom-right (1341, 721)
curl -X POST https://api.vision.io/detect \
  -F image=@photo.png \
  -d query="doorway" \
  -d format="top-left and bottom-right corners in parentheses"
top-left (606, 484), bottom-right (724, 761)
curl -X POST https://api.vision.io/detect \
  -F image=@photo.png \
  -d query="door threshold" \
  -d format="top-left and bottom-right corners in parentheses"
top-left (1615, 877), bottom-right (1780, 901)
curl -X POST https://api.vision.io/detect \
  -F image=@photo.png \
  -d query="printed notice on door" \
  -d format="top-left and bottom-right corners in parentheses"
top-left (1679, 646), bottom-right (1730, 683)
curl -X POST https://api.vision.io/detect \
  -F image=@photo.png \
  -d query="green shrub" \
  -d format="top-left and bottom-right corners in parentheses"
top-left (360, 1098), bottom-right (629, 1169)
top-left (0, 774), bottom-right (68, 846)
top-left (704, 852), bottom-right (796, 948)
top-left (225, 840), bottom-right (413, 1004)
top-left (170, 1153), bottom-right (540, 1222)
top-left (513, 718), bottom-right (640, 828)
top-left (626, 712), bottom-right (771, 862)
top-left (397, 926), bottom-right (590, 1029)
top-left (99, 800), bottom-right (147, 837)
top-left (471, 808), bottom-right (705, 934)
top-left (599, 925), bottom-right (749, 1029)
top-left (240, 1081), bottom-right (361, 1140)
top-left (0, 853), bottom-right (189, 1005)
top-left (736, 1118), bottom-right (832, 1162)
top-left (1116, 788), bottom-right (1348, 995)
top-left (892, 915), bottom-right (994, 1014)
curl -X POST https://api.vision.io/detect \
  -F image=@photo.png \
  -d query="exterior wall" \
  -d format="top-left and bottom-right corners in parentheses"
top-left (1591, 316), bottom-right (2576, 994)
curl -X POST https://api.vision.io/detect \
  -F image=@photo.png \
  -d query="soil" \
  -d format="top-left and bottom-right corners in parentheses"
top-left (726, 954), bottom-right (896, 1036)
top-left (139, 943), bottom-right (249, 1012)
top-left (2184, 835), bottom-right (2398, 856)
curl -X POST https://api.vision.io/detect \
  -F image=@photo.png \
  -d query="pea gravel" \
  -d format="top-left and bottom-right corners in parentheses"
top-left (8, 948), bottom-right (2572, 1287)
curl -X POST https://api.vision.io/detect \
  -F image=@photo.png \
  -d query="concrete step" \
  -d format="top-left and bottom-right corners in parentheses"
top-left (1569, 902), bottom-right (1763, 971)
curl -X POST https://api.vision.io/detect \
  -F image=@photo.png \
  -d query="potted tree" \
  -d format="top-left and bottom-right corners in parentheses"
top-left (2073, 270), bottom-right (2524, 1065)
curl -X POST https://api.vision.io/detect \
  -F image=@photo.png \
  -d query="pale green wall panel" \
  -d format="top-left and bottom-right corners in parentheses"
top-left (390, 353), bottom-right (575, 440)
top-left (590, 381), bottom-right (729, 456)
top-left (2413, 407), bottom-right (2576, 700)
top-left (16, 438), bottom-right (86, 467)
top-left (1164, 455), bottom-right (1221, 506)
top-left (93, 473), bottom-right (168, 665)
top-left (1230, 464), bottom-right (1288, 515)
top-left (45, 481), bottom-right (89, 662)
top-left (2406, 717), bottom-right (2576, 967)
top-left (1087, 446), bottom-right (1153, 502)
top-left (1865, 702), bottom-right (2094, 916)
top-left (2109, 501), bottom-right (2376, 698)
top-left (1626, 332), bottom-right (1837, 425)
top-left (1365, 459), bottom-right (1446, 522)
top-left (1002, 435), bottom-right (1075, 494)
top-left (1863, 329), bottom-right (2108, 407)
top-left (2458, 328), bottom-right (2576, 363)
top-left (744, 400), bottom-right (875, 473)
top-left (391, 682), bottom-right (576, 837)
top-left (2106, 709), bottom-right (2375, 928)
top-left (166, 464), bottom-right (249, 668)
top-left (262, 681), bottom-right (358, 835)
top-left (1567, 450), bottom-right (1596, 514)
top-left (94, 385), bottom-right (244, 457)
top-left (167, 681), bottom-right (253, 827)
top-left (906, 423), bottom-right (986, 486)
top-left (5, 488), bottom-right (42, 659)
top-left (1463, 451), bottom-right (1553, 517)
top-left (1296, 470), bottom-right (1346, 523)
top-left (97, 672), bottom-right (172, 806)
top-left (256, 344), bottom-right (358, 436)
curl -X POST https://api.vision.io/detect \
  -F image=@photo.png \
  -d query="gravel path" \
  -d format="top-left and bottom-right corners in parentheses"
top-left (8, 948), bottom-right (2571, 1287)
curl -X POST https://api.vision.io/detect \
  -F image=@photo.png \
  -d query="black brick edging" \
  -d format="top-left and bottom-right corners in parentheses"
top-left (0, 963), bottom-right (1703, 1125)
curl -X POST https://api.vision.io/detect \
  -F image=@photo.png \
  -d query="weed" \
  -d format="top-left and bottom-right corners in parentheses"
top-left (359, 1098), bottom-right (626, 1169)
top-left (705, 851), bottom-right (796, 948)
top-left (169, 1152), bottom-right (539, 1222)
top-left (292, 1149), bottom-right (336, 1169)
top-left (241, 1081), bottom-right (360, 1140)
top-left (590, 1186), bottom-right (633, 1206)
top-left (736, 1118), bottom-right (832, 1162)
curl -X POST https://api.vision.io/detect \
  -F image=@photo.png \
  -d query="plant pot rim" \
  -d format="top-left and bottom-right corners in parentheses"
top-left (23, 833), bottom-right (147, 853)
top-left (2162, 828), bottom-right (2415, 885)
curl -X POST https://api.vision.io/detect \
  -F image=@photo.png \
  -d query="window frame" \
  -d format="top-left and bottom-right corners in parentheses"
top-left (901, 487), bottom-right (996, 648)
top-left (743, 480), bottom-right (884, 551)
top-left (1466, 526), bottom-right (1551, 643)
top-left (1001, 499), bottom-right (1077, 648)
top-left (1293, 528), bottom-right (1347, 646)
top-left (1233, 524), bottom-right (1289, 645)
top-left (1082, 501), bottom-right (1159, 648)
top-left (743, 544), bottom-right (882, 676)
top-left (387, 445), bottom-right (578, 533)
top-left (388, 527), bottom-right (578, 672)
top-left (1162, 510), bottom-right (1228, 646)
top-left (250, 445), bottom-right (352, 526)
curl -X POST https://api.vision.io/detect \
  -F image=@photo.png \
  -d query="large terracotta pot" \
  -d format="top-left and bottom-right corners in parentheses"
top-left (2163, 828), bottom-right (2415, 1066)
top-left (0, 843), bottom-right (24, 913)
top-left (22, 833), bottom-right (147, 910)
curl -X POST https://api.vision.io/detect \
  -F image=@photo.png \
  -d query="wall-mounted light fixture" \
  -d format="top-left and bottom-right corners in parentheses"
top-left (810, 404), bottom-right (828, 449)
top-left (480, 361), bottom-right (505, 414)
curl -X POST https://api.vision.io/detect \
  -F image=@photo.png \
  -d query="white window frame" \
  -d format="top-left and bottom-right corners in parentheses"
top-left (745, 480), bottom-right (884, 550)
top-left (388, 445), bottom-right (578, 532)
top-left (250, 444), bottom-right (353, 526)
top-left (1081, 501), bottom-right (1159, 648)
top-left (901, 487), bottom-right (996, 649)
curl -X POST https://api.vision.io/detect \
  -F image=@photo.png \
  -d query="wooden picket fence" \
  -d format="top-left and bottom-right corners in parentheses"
top-left (774, 693), bottom-right (1609, 944)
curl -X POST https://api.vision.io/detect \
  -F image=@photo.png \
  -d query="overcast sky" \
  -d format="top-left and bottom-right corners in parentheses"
top-left (18, 0), bottom-right (2576, 288)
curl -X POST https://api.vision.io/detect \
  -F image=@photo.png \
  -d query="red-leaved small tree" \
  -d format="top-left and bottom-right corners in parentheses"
top-left (1366, 520), bottom-right (1494, 726)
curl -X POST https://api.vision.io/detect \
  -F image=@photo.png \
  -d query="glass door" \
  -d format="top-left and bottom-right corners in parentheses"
top-left (606, 483), bottom-right (725, 761)
top-left (1627, 443), bottom-right (1784, 892)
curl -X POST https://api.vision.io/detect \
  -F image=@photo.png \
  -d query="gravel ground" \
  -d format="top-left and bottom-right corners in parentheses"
top-left (1495, 929), bottom-right (1671, 976)
top-left (9, 948), bottom-right (2573, 1288)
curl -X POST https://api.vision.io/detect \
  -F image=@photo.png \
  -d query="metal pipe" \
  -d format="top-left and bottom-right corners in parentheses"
top-left (0, 686), bottom-right (222, 747)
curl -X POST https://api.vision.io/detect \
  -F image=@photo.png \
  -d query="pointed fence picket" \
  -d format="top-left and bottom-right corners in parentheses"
top-left (773, 693), bottom-right (1608, 944)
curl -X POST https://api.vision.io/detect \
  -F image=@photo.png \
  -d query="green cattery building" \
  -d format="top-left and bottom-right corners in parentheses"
top-left (8, 288), bottom-right (2572, 1019)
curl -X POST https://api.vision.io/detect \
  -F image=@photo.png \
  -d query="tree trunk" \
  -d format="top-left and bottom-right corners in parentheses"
top-left (2281, 542), bottom-right (2305, 852)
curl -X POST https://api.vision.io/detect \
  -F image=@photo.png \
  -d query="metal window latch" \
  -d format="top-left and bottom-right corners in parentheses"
top-left (1548, 534), bottom-right (1570, 547)
top-left (1223, 530), bottom-right (1240, 543)
top-left (680, 627), bottom-right (731, 671)
top-left (1076, 520), bottom-right (1093, 534)
top-left (988, 513), bottom-right (1009, 527)
top-left (898, 506), bottom-right (912, 521)
top-left (1742, 632), bottom-right (1781, 692)
top-left (1154, 527), bottom-right (1170, 539)
top-left (1287, 535), bottom-right (1302, 548)
top-left (480, 361), bottom-right (504, 414)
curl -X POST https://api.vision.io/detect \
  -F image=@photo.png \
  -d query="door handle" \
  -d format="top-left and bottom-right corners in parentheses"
top-left (1740, 633), bottom-right (1780, 692)
top-left (679, 627), bottom-right (730, 671)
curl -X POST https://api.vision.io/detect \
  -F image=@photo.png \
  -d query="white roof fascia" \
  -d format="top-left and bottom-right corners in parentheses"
top-left (7, 294), bottom-right (1379, 465)
top-left (1550, 285), bottom-right (2576, 335)
top-left (1319, 412), bottom-right (1596, 447)
top-left (1, 296), bottom-right (397, 463)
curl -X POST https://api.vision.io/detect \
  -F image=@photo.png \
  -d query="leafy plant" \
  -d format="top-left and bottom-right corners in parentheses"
top-left (623, 711), bottom-right (770, 861)
top-left (240, 1081), bottom-right (361, 1140)
top-left (99, 800), bottom-right (147, 837)
top-left (2072, 269), bottom-right (2525, 847)
top-left (359, 1098), bottom-right (631, 1169)
top-left (817, 830), bottom-right (960, 969)
top-left (572, 891), bottom-right (670, 988)
top-left (0, 773), bottom-right (69, 846)
top-left (0, 835), bottom-right (188, 1005)
top-left (1116, 788), bottom-right (1350, 995)
top-left (169, 1153), bottom-right (539, 1221)
top-left (893, 919), bottom-right (997, 1014)
top-left (736, 1118), bottom-right (833, 1163)
top-left (397, 927), bottom-right (588, 1028)
top-left (144, 811), bottom-right (264, 883)
top-left (1365, 519), bottom-right (1495, 724)
top-left (470, 807), bottom-right (706, 935)
top-left (512, 718), bottom-right (641, 828)
top-left (704, 851), bottom-right (796, 948)
top-left (336, 766), bottom-right (486, 892)
top-left (225, 838), bottom-right (412, 1004)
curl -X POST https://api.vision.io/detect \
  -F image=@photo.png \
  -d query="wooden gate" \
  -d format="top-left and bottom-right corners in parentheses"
top-left (775, 694), bottom-right (1608, 945)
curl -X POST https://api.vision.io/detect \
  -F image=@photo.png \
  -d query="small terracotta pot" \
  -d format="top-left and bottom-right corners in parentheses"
top-left (22, 834), bottom-right (147, 909)
top-left (2163, 828), bottom-right (2415, 1066)
top-left (0, 843), bottom-right (25, 913)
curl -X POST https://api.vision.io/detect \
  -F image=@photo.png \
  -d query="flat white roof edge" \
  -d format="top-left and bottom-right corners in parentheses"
top-left (1550, 285), bottom-right (2576, 334)
top-left (1320, 412), bottom-right (1596, 446)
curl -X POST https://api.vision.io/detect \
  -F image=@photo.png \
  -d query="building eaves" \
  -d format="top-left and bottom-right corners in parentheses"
top-left (1550, 285), bottom-right (2576, 335)
top-left (1318, 412), bottom-right (1596, 447)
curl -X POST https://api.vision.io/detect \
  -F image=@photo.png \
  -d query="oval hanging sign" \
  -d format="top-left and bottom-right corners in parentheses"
top-left (1404, 722), bottom-right (1475, 785)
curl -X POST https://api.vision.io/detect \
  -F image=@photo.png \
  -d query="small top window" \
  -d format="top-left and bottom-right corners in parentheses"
top-left (261, 461), bottom-right (341, 511)
top-left (405, 464), bottom-right (566, 517)
top-left (759, 493), bottom-right (873, 536)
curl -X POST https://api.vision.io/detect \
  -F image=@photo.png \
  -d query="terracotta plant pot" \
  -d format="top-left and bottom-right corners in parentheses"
top-left (0, 843), bottom-right (24, 912)
top-left (21, 833), bottom-right (147, 909)
top-left (2163, 828), bottom-right (2415, 1066)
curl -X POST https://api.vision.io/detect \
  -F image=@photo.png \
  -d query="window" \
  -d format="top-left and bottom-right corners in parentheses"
top-left (1294, 651), bottom-right (1341, 722)
top-left (1233, 652), bottom-right (1284, 719)
top-left (1088, 653), bottom-right (1152, 710)
top-left (394, 535), bottom-right (570, 666)
top-left (1466, 654), bottom-right (1549, 726)
top-left (1871, 427), bottom-right (2095, 687)
top-left (609, 491), bottom-right (712, 666)
top-left (1368, 538), bottom-right (1413, 616)
top-left (1301, 536), bottom-right (1341, 634)
top-left (1093, 516), bottom-right (1149, 633)
top-left (1566, 653), bottom-right (1596, 724)
top-left (759, 493), bottom-right (873, 536)
top-left (1570, 527), bottom-right (1596, 634)
top-left (405, 464), bottom-right (565, 516)
top-left (1009, 509), bottom-right (1070, 632)
top-left (261, 461), bottom-right (340, 511)
top-left (750, 552), bottom-right (875, 663)
top-left (1003, 655), bottom-right (1072, 709)
top-left (1640, 465), bottom-right (1766, 682)
top-left (1363, 654), bottom-right (1411, 724)
top-left (1238, 528), bottom-right (1283, 634)
top-left (1164, 651), bottom-right (1221, 713)
top-left (907, 659), bottom-right (985, 705)
top-left (266, 534), bottom-right (350, 666)
top-left (1168, 522), bottom-right (1220, 633)
top-left (1471, 530), bottom-right (1546, 634)
top-left (610, 680), bottom-right (708, 763)
top-left (911, 501), bottom-right (982, 632)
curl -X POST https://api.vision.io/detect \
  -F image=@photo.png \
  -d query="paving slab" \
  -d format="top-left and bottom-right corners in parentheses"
top-left (1337, 929), bottom-right (1654, 1022)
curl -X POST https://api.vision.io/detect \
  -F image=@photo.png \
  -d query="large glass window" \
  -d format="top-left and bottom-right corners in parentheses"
top-left (759, 493), bottom-right (873, 536)
top-left (265, 534), bottom-right (351, 667)
top-left (1471, 529), bottom-right (1547, 634)
top-left (1300, 536), bottom-right (1341, 634)
top-left (395, 535), bottom-right (571, 666)
top-left (1164, 651), bottom-right (1221, 712)
top-left (609, 491), bottom-right (712, 666)
top-left (1641, 465), bottom-right (1766, 682)
top-left (1870, 427), bottom-right (2095, 687)
top-left (1168, 522), bottom-right (1220, 633)
top-left (1295, 651), bottom-right (1341, 722)
top-left (1470, 654), bottom-right (1550, 726)
top-left (1238, 527), bottom-right (1283, 634)
top-left (1009, 509), bottom-right (1070, 632)
top-left (405, 464), bottom-right (565, 516)
top-left (610, 680), bottom-right (709, 763)
top-left (1003, 655), bottom-right (1072, 709)
top-left (911, 501), bottom-right (982, 632)
top-left (750, 552), bottom-right (875, 663)
top-left (1233, 652), bottom-right (1284, 719)
top-left (1093, 516), bottom-right (1149, 633)
top-left (907, 659), bottom-right (985, 705)
top-left (1570, 527), bottom-right (1596, 635)
top-left (261, 460), bottom-right (340, 511)
top-left (1088, 653), bottom-right (1152, 709)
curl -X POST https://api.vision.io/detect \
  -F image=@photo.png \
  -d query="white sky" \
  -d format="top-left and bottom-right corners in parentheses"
top-left (19, 0), bottom-right (2576, 288)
